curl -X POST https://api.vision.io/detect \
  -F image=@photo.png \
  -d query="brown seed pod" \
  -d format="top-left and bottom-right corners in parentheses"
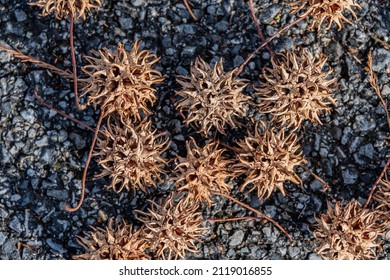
top-left (373, 178), bottom-right (390, 223)
top-left (174, 138), bottom-right (234, 207)
top-left (289, 0), bottom-right (361, 31)
top-left (175, 57), bottom-right (250, 136)
top-left (82, 41), bottom-right (163, 123)
top-left (233, 122), bottom-right (305, 200)
top-left (73, 218), bottom-right (149, 260)
top-left (29, 0), bottom-right (102, 20)
top-left (94, 116), bottom-right (169, 193)
top-left (313, 200), bottom-right (383, 260)
top-left (255, 49), bottom-right (336, 131)
top-left (136, 195), bottom-right (207, 260)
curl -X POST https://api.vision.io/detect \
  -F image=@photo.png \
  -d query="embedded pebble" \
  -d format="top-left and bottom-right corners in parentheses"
top-left (229, 230), bottom-right (244, 247)
top-left (9, 216), bottom-right (23, 234)
top-left (0, 0), bottom-right (389, 262)
top-left (46, 239), bottom-right (67, 254)
top-left (0, 232), bottom-right (7, 246)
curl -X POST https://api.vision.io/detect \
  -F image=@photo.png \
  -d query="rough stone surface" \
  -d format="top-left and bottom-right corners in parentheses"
top-left (0, 0), bottom-right (389, 261)
top-left (229, 230), bottom-right (244, 247)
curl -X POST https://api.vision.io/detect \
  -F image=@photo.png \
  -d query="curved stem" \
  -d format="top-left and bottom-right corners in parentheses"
top-left (237, 10), bottom-right (310, 75)
top-left (249, 0), bottom-right (272, 54)
top-left (0, 44), bottom-right (73, 79)
top-left (65, 111), bottom-right (104, 212)
top-left (69, 14), bottom-right (85, 110)
top-left (34, 87), bottom-right (101, 135)
top-left (363, 157), bottom-right (390, 211)
top-left (183, 0), bottom-right (197, 21)
top-left (300, 164), bottom-right (331, 192)
top-left (205, 216), bottom-right (268, 223)
top-left (368, 49), bottom-right (390, 130)
top-left (211, 191), bottom-right (292, 241)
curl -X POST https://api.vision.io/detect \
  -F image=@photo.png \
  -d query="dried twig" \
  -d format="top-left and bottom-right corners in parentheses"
top-left (300, 164), bottom-right (331, 192)
top-left (370, 35), bottom-right (390, 49)
top-left (368, 49), bottom-right (390, 129)
top-left (183, 0), bottom-right (197, 21)
top-left (205, 216), bottom-right (270, 223)
top-left (65, 111), bottom-right (104, 212)
top-left (237, 10), bottom-right (311, 75)
top-left (211, 191), bottom-right (292, 241)
top-left (363, 157), bottom-right (390, 211)
top-left (248, 0), bottom-right (272, 54)
top-left (34, 88), bottom-right (99, 134)
top-left (0, 44), bottom-right (73, 79)
top-left (70, 13), bottom-right (85, 110)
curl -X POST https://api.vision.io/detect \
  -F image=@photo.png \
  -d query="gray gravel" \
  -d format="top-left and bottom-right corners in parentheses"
top-left (0, 0), bottom-right (390, 260)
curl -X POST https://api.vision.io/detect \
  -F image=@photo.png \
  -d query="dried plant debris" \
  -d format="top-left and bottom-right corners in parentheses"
top-left (373, 178), bottom-right (390, 222)
top-left (256, 49), bottom-right (336, 131)
top-left (29, 0), bottom-right (102, 20)
top-left (174, 138), bottom-right (233, 206)
top-left (94, 117), bottom-right (169, 193)
top-left (289, 0), bottom-right (361, 31)
top-left (233, 122), bottom-right (305, 200)
top-left (313, 200), bottom-right (383, 260)
top-left (82, 41), bottom-right (163, 122)
top-left (136, 195), bottom-right (207, 260)
top-left (74, 218), bottom-right (149, 260)
top-left (175, 57), bottom-right (250, 136)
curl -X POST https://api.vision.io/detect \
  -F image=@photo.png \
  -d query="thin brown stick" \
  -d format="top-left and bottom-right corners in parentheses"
top-left (370, 35), bottom-right (390, 49)
top-left (65, 111), bottom-right (104, 212)
top-left (205, 216), bottom-right (269, 223)
top-left (183, 0), bottom-right (197, 21)
top-left (211, 191), bottom-right (292, 241)
top-left (0, 44), bottom-right (73, 79)
top-left (237, 10), bottom-right (311, 75)
top-left (34, 88), bottom-right (100, 134)
top-left (368, 49), bottom-right (390, 129)
top-left (217, 140), bottom-right (240, 153)
top-left (249, 0), bottom-right (272, 54)
top-left (300, 164), bottom-right (331, 192)
top-left (69, 14), bottom-right (85, 110)
top-left (363, 157), bottom-right (390, 211)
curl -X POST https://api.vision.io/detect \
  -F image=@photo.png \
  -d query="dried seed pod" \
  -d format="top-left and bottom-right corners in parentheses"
top-left (136, 195), bottom-right (207, 260)
top-left (373, 178), bottom-right (390, 223)
top-left (233, 122), bottom-right (305, 200)
top-left (175, 57), bottom-right (250, 136)
top-left (289, 0), bottom-right (361, 31)
top-left (82, 41), bottom-right (163, 122)
top-left (94, 116), bottom-right (169, 193)
top-left (29, 0), bottom-right (102, 20)
top-left (256, 49), bottom-right (336, 131)
top-left (313, 200), bottom-right (383, 260)
top-left (174, 138), bottom-right (233, 206)
top-left (74, 218), bottom-right (149, 260)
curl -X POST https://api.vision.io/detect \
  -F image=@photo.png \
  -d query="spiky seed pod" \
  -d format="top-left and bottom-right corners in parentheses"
top-left (255, 49), bottom-right (336, 131)
top-left (175, 57), bottom-right (250, 136)
top-left (233, 122), bottom-right (306, 200)
top-left (174, 138), bottom-right (233, 207)
top-left (373, 179), bottom-right (390, 223)
top-left (312, 200), bottom-right (383, 260)
top-left (94, 116), bottom-right (169, 193)
top-left (29, 0), bottom-right (102, 20)
top-left (74, 218), bottom-right (149, 260)
top-left (82, 41), bottom-right (163, 123)
top-left (289, 0), bottom-right (361, 31)
top-left (136, 195), bottom-right (207, 260)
